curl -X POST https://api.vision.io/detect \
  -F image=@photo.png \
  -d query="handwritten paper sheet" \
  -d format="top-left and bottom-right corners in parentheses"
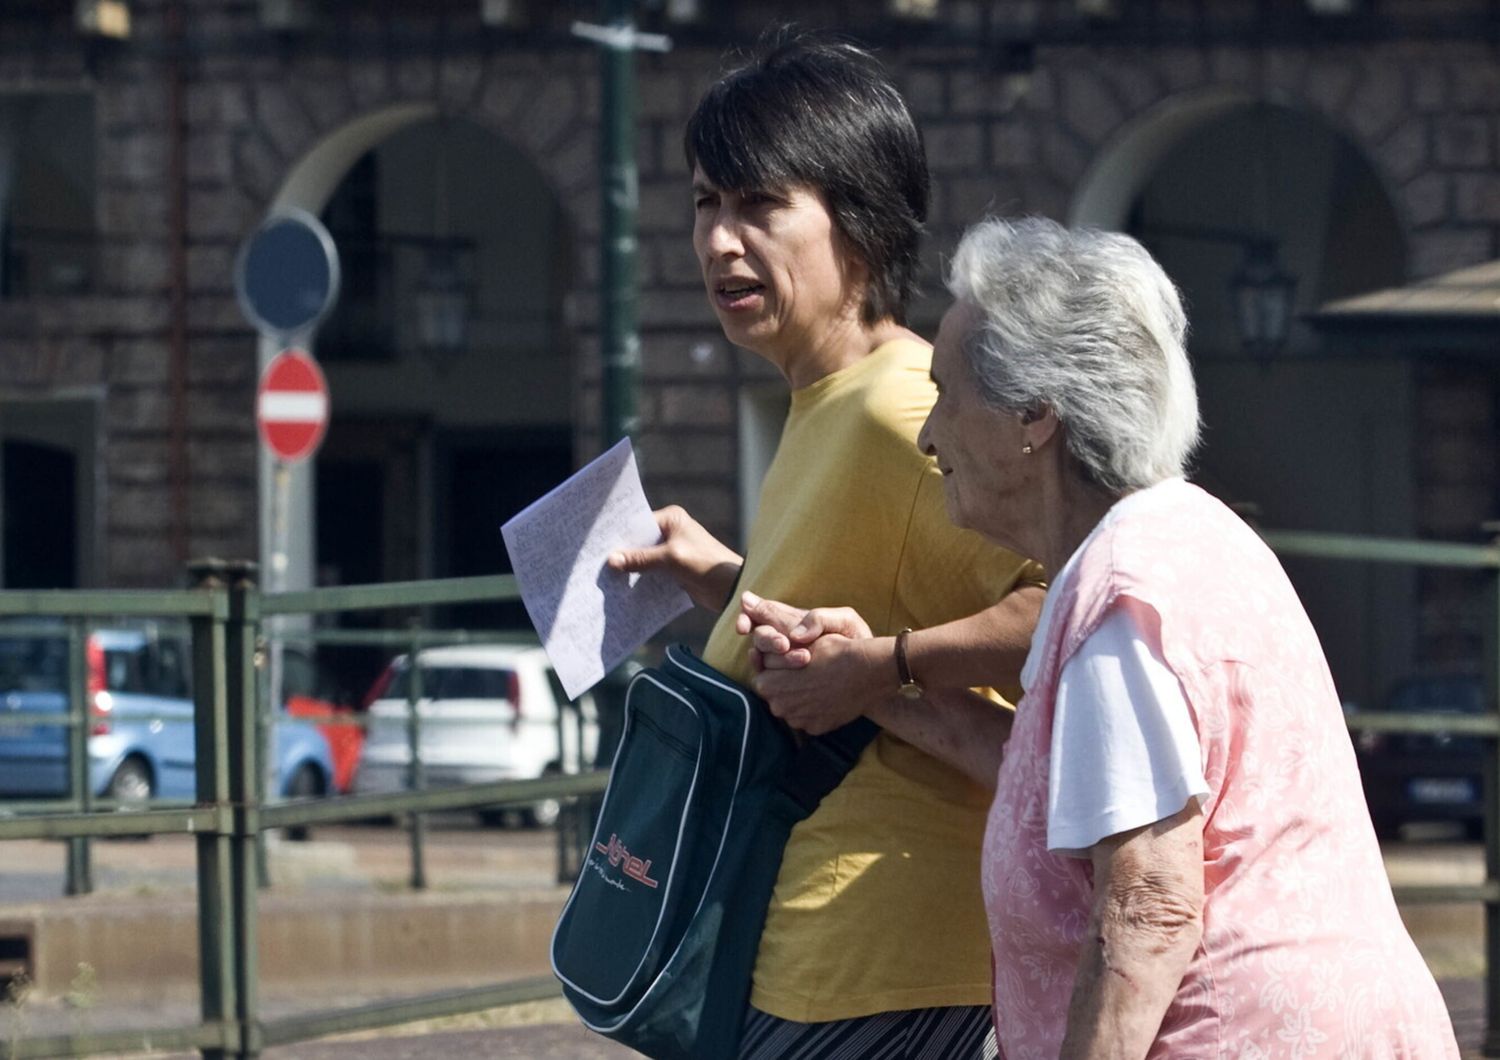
top-left (501, 438), bottom-right (692, 700)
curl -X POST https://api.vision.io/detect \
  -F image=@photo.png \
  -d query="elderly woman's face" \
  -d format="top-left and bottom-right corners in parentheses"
top-left (919, 302), bottom-right (1032, 545)
top-left (691, 166), bottom-right (864, 365)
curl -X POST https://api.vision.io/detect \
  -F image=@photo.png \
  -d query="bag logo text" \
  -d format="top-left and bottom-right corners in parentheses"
top-left (593, 832), bottom-right (660, 889)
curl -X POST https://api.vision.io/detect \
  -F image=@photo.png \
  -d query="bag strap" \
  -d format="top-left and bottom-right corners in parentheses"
top-left (778, 718), bottom-right (879, 817)
top-left (717, 562), bottom-right (880, 815)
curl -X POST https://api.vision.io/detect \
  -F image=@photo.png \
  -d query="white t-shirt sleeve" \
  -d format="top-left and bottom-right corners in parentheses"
top-left (1046, 598), bottom-right (1209, 857)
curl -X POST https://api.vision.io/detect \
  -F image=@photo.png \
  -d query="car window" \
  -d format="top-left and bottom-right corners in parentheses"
top-left (384, 663), bottom-right (413, 701)
top-left (385, 665), bottom-right (462, 701)
top-left (104, 646), bottom-right (146, 694)
top-left (383, 664), bottom-right (513, 701)
top-left (440, 669), bottom-right (472, 700)
top-left (0, 636), bottom-right (66, 693)
top-left (99, 637), bottom-right (191, 699)
top-left (426, 668), bottom-right (462, 700)
top-left (477, 668), bottom-right (513, 700)
top-left (154, 640), bottom-right (190, 698)
top-left (282, 650), bottom-right (317, 698)
top-left (440, 668), bottom-right (506, 700)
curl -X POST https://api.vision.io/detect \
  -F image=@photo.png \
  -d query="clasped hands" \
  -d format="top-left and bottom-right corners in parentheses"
top-left (736, 591), bottom-right (885, 735)
top-left (605, 506), bottom-right (887, 735)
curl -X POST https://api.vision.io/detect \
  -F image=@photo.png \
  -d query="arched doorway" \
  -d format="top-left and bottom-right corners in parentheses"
top-left (312, 116), bottom-right (574, 629)
top-left (260, 106), bottom-right (575, 623)
top-left (1073, 92), bottom-right (1413, 706)
top-left (0, 94), bottom-right (100, 590)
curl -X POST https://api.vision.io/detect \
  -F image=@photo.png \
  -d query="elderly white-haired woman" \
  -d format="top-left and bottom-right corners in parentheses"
top-left (739, 218), bottom-right (1459, 1056)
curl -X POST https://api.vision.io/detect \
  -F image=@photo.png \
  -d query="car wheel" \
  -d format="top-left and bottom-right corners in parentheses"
top-left (283, 765), bottom-right (323, 842)
top-left (106, 757), bottom-right (153, 806)
top-left (522, 766), bottom-right (563, 829)
top-left (103, 758), bottom-right (154, 840)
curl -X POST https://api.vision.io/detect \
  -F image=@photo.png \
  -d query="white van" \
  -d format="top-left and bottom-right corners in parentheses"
top-left (353, 644), bottom-right (598, 827)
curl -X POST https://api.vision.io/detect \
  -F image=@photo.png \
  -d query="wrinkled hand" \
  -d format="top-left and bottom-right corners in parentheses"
top-left (736, 592), bottom-right (880, 735)
top-left (606, 505), bottom-right (743, 612)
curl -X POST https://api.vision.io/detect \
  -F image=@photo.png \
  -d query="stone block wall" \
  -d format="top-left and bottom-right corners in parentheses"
top-left (1, 0), bottom-right (1499, 612)
top-left (1416, 361), bottom-right (1500, 674)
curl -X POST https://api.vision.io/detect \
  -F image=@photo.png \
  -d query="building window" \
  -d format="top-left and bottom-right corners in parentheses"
top-left (0, 93), bottom-right (97, 298)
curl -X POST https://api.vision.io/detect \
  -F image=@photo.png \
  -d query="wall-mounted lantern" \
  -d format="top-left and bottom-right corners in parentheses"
top-left (75, 0), bottom-right (130, 38)
top-left (1230, 240), bottom-right (1298, 364)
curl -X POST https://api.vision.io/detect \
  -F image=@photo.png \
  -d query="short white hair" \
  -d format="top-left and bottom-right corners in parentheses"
top-left (946, 217), bottom-right (1201, 494)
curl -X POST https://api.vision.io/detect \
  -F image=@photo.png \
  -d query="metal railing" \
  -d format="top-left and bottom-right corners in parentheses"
top-left (1, 531), bottom-right (1499, 1055)
top-left (0, 562), bottom-right (609, 1059)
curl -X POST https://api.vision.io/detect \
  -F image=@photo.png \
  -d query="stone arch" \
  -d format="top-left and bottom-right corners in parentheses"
top-left (1059, 49), bottom-right (1443, 271)
top-left (1062, 80), bottom-right (1414, 708)
top-left (249, 78), bottom-right (593, 601)
top-left (1071, 82), bottom-right (1411, 257)
top-left (234, 55), bottom-right (598, 244)
top-left (1070, 86), bottom-right (1253, 229)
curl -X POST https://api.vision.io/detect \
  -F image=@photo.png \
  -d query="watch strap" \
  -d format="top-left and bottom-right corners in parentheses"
top-left (895, 627), bottom-right (918, 688)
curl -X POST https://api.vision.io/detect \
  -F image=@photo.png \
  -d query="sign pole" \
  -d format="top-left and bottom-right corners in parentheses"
top-left (256, 349), bottom-right (330, 719)
top-left (270, 459), bottom-right (291, 734)
top-left (253, 347), bottom-right (329, 886)
top-left (259, 458), bottom-right (291, 887)
top-left (235, 215), bottom-right (339, 903)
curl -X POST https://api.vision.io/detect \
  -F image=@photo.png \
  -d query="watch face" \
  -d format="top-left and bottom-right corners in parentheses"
top-left (899, 682), bottom-right (924, 701)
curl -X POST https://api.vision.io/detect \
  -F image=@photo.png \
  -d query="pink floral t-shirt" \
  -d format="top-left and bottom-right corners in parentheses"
top-left (983, 478), bottom-right (1459, 1058)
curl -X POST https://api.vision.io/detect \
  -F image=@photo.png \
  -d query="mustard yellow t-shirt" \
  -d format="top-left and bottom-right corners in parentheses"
top-left (702, 338), bottom-right (1043, 1022)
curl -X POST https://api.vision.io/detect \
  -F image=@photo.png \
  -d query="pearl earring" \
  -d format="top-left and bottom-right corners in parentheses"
top-left (1022, 443), bottom-right (1034, 455)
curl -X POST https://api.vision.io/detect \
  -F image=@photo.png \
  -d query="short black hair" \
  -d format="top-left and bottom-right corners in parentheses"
top-left (684, 31), bottom-right (929, 326)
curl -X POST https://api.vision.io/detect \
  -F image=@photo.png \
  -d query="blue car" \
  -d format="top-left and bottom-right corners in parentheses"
top-left (0, 626), bottom-right (334, 807)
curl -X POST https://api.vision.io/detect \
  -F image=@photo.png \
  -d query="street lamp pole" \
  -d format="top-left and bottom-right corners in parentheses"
top-left (601, 0), bottom-right (638, 448)
top-left (575, 3), bottom-right (669, 447)
top-left (568, 7), bottom-right (671, 847)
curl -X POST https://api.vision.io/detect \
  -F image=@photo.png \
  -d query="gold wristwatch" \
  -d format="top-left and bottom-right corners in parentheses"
top-left (895, 627), bottom-right (924, 700)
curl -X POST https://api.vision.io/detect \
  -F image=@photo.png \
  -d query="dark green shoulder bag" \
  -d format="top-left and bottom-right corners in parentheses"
top-left (550, 644), bottom-right (876, 1059)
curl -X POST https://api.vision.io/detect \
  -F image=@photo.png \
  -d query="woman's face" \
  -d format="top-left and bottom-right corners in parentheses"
top-left (691, 166), bottom-right (865, 365)
top-left (918, 302), bottom-right (1034, 546)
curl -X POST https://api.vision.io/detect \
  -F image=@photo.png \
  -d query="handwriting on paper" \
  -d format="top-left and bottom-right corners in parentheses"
top-left (501, 438), bottom-right (692, 700)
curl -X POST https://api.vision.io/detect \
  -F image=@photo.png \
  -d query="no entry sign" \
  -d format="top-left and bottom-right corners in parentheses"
top-left (257, 349), bottom-right (329, 463)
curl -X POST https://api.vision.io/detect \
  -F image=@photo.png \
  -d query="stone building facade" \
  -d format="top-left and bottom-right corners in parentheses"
top-left (2, 0), bottom-right (1498, 702)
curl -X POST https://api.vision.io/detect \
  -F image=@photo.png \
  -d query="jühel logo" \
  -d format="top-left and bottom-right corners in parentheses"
top-left (594, 832), bottom-right (660, 889)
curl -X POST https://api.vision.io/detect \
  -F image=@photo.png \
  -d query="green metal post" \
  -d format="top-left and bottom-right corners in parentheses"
top-left (406, 623), bottom-right (427, 891)
top-left (558, 700), bottom-right (593, 883)
top-left (253, 635), bottom-right (271, 890)
top-left (599, 0), bottom-right (640, 446)
top-left (225, 563), bottom-right (263, 1057)
top-left (188, 560), bottom-right (239, 1060)
top-left (555, 701), bottom-right (569, 881)
top-left (1486, 554), bottom-right (1500, 1058)
top-left (63, 617), bottom-right (93, 896)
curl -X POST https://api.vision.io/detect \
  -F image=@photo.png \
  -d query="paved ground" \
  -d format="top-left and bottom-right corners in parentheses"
top-left (85, 980), bottom-right (1488, 1058)
top-left (269, 981), bottom-right (1489, 1058)
top-left (1, 821), bottom-right (1495, 1057)
top-left (261, 1023), bottom-right (637, 1058)
top-left (0, 816), bottom-right (563, 904)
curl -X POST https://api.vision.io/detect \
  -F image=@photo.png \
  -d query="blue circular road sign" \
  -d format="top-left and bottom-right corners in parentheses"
top-left (234, 208), bottom-right (341, 338)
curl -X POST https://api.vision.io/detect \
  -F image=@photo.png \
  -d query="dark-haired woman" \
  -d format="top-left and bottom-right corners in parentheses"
top-left (608, 34), bottom-right (1043, 1059)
